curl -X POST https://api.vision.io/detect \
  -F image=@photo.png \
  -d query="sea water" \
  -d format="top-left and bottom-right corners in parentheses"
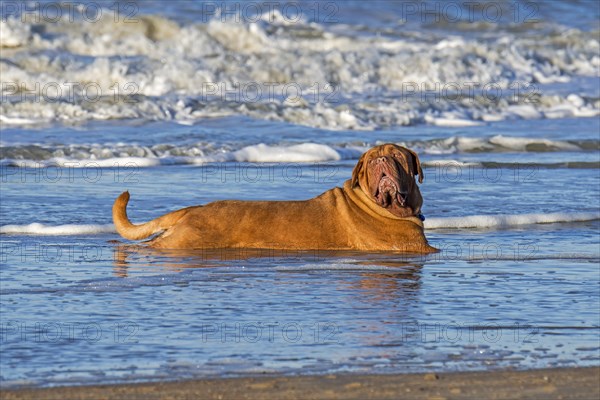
top-left (1, 0), bottom-right (599, 388)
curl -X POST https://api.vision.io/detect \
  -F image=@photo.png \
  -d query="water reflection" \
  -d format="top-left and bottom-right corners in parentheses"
top-left (112, 242), bottom-right (428, 277)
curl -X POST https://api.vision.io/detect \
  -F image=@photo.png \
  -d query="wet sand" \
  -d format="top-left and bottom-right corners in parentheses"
top-left (2, 367), bottom-right (598, 400)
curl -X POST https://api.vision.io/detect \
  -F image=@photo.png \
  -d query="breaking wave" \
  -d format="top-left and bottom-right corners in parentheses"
top-left (1, 8), bottom-right (598, 129)
top-left (425, 212), bottom-right (600, 230)
top-left (1, 136), bottom-right (597, 167)
top-left (0, 223), bottom-right (115, 236)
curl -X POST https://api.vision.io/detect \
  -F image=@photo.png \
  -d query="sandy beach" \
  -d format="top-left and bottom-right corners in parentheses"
top-left (2, 367), bottom-right (598, 400)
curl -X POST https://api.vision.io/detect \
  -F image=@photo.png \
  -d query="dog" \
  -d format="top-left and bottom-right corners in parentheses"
top-left (112, 144), bottom-right (436, 253)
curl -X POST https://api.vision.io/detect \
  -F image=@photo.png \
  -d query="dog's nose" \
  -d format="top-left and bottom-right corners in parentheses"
top-left (376, 156), bottom-right (387, 164)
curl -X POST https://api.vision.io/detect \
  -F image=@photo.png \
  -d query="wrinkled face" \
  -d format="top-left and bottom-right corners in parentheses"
top-left (351, 144), bottom-right (424, 218)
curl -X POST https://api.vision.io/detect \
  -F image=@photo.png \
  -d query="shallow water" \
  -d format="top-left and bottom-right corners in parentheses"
top-left (1, 0), bottom-right (599, 389)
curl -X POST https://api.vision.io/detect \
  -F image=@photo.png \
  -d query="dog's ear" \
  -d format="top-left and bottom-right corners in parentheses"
top-left (351, 152), bottom-right (367, 188)
top-left (406, 148), bottom-right (424, 183)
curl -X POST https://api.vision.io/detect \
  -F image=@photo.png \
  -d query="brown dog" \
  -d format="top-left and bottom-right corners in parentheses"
top-left (113, 144), bottom-right (436, 253)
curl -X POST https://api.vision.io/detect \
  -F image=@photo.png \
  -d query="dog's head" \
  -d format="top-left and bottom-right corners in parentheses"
top-left (351, 144), bottom-right (424, 218)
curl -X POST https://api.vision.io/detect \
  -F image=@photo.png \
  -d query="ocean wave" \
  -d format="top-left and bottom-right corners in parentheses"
top-left (425, 212), bottom-right (600, 230)
top-left (0, 88), bottom-right (597, 130)
top-left (0, 143), bottom-right (357, 167)
top-left (0, 223), bottom-right (115, 236)
top-left (409, 135), bottom-right (598, 154)
top-left (0, 10), bottom-right (598, 129)
top-left (1, 137), bottom-right (597, 167)
top-left (2, 212), bottom-right (598, 236)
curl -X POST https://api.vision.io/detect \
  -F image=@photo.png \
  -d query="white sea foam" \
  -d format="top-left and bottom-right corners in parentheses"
top-left (0, 223), bottom-right (115, 235)
top-left (489, 135), bottom-right (580, 151)
top-left (425, 212), bottom-right (600, 230)
top-left (0, 12), bottom-right (597, 129)
top-left (231, 143), bottom-right (341, 163)
top-left (2, 213), bottom-right (598, 236)
top-left (421, 160), bottom-right (481, 167)
top-left (0, 114), bottom-right (38, 125)
top-left (0, 18), bottom-right (30, 47)
top-left (424, 116), bottom-right (484, 127)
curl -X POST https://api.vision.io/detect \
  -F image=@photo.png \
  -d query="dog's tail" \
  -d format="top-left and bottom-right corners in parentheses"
top-left (112, 191), bottom-right (189, 241)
